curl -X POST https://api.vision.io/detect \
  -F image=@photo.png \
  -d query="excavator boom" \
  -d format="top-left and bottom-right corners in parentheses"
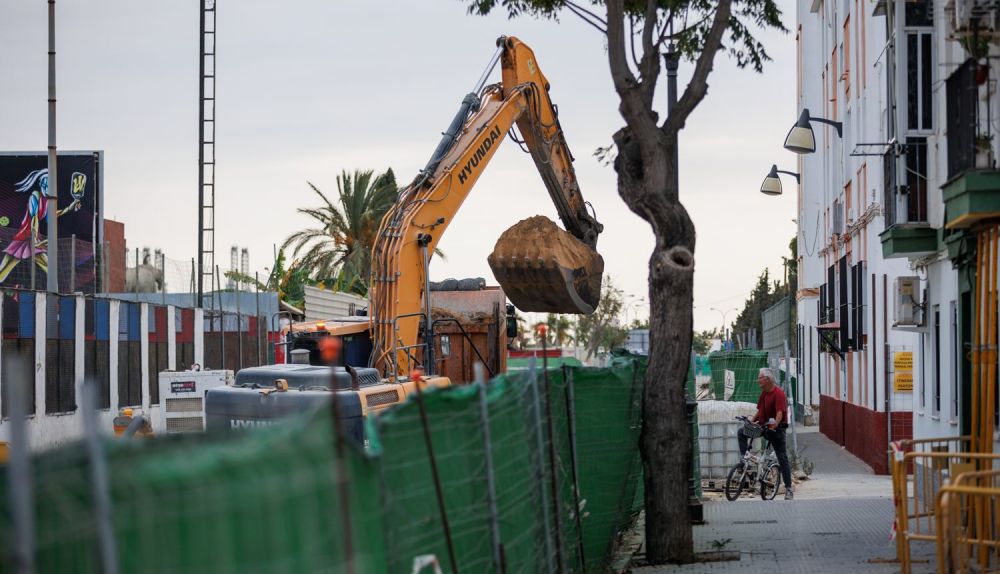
top-left (368, 36), bottom-right (604, 377)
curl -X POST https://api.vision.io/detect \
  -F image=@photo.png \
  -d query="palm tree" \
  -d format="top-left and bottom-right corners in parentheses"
top-left (282, 169), bottom-right (397, 296)
top-left (546, 313), bottom-right (574, 347)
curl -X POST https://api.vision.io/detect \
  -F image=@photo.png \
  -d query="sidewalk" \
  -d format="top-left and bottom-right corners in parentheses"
top-left (629, 426), bottom-right (937, 573)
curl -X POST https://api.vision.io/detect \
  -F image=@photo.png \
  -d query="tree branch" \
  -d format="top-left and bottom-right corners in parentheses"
top-left (664, 0), bottom-right (732, 136)
top-left (606, 0), bottom-right (638, 99)
top-left (566, 0), bottom-right (606, 26)
top-left (606, 0), bottom-right (659, 138)
top-left (637, 0), bottom-right (661, 107)
top-left (565, 0), bottom-right (607, 34)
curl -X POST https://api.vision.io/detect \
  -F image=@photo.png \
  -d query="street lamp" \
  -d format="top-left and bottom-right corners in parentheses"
top-left (783, 108), bottom-right (843, 154)
top-left (760, 164), bottom-right (801, 196)
top-left (627, 298), bottom-right (646, 326)
top-left (710, 307), bottom-right (738, 340)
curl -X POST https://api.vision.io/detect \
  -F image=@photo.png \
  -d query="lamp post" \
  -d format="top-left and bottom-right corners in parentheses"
top-left (710, 307), bottom-right (738, 342)
top-left (627, 299), bottom-right (646, 326)
top-left (760, 165), bottom-right (801, 196)
top-left (783, 108), bottom-right (843, 154)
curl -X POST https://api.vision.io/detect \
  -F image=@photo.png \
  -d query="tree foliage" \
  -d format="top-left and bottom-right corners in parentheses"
top-left (573, 276), bottom-right (629, 358)
top-left (282, 169), bottom-right (398, 296)
top-left (691, 328), bottom-right (719, 354)
top-left (730, 236), bottom-right (796, 348)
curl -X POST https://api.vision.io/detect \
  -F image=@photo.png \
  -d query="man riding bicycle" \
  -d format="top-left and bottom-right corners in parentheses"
top-left (737, 368), bottom-right (794, 500)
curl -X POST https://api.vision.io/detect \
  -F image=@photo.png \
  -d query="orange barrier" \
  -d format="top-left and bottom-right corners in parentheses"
top-left (887, 437), bottom-right (1000, 573)
top-left (936, 470), bottom-right (1000, 573)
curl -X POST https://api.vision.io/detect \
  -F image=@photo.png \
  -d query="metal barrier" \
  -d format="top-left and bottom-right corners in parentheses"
top-left (889, 436), bottom-right (997, 573)
top-left (890, 437), bottom-right (971, 569)
top-left (936, 470), bottom-right (1000, 574)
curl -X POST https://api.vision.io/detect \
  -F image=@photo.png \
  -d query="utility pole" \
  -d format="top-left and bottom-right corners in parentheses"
top-left (47, 0), bottom-right (59, 293)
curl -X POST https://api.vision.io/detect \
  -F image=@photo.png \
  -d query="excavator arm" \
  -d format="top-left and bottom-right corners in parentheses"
top-left (368, 36), bottom-right (604, 377)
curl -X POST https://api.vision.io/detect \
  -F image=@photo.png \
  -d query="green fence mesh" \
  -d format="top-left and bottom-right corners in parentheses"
top-left (1, 360), bottom-right (647, 573)
top-left (706, 350), bottom-right (769, 402)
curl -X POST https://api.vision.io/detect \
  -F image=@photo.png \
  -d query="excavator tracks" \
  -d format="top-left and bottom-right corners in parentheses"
top-left (488, 215), bottom-right (604, 314)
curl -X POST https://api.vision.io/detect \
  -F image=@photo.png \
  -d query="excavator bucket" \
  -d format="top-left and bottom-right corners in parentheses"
top-left (488, 216), bottom-right (604, 314)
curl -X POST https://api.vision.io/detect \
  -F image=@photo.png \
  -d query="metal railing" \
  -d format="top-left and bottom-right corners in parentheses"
top-left (889, 436), bottom-right (1000, 573)
top-left (936, 469), bottom-right (1000, 573)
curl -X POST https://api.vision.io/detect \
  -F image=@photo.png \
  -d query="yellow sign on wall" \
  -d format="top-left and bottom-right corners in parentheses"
top-left (893, 351), bottom-right (913, 371)
top-left (893, 372), bottom-right (913, 392)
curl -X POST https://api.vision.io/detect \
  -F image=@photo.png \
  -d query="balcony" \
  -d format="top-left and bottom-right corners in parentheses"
top-left (941, 169), bottom-right (1000, 229)
top-left (880, 224), bottom-right (939, 259)
top-left (881, 138), bottom-right (937, 259)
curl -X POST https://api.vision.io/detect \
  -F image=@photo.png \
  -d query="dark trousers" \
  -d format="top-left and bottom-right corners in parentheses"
top-left (737, 426), bottom-right (793, 490)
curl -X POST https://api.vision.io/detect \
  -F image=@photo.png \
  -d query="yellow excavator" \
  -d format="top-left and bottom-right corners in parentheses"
top-left (206, 36), bottom-right (605, 433)
top-left (364, 35), bottom-right (604, 381)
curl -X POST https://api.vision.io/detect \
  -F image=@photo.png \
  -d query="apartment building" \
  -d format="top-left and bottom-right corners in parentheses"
top-left (793, 0), bottom-right (999, 471)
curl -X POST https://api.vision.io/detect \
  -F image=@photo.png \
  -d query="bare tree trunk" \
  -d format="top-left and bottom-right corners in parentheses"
top-left (614, 129), bottom-right (696, 562)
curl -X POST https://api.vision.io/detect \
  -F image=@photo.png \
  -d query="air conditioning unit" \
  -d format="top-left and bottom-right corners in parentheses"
top-left (157, 370), bottom-right (234, 434)
top-left (894, 276), bottom-right (925, 328)
top-left (833, 202), bottom-right (845, 236)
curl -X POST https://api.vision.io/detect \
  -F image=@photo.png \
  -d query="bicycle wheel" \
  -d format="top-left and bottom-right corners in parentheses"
top-left (760, 463), bottom-right (781, 501)
top-left (725, 464), bottom-right (747, 501)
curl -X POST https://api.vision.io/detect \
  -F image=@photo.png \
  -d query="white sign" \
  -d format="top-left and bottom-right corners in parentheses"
top-left (724, 369), bottom-right (735, 401)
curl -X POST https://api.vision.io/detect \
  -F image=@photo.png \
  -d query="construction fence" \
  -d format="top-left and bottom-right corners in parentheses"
top-left (0, 358), bottom-right (646, 573)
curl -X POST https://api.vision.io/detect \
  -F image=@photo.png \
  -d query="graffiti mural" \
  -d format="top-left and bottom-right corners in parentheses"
top-left (0, 153), bottom-right (102, 293)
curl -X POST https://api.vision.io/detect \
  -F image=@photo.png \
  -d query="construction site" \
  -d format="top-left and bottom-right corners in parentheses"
top-left (1, 0), bottom-right (1000, 573)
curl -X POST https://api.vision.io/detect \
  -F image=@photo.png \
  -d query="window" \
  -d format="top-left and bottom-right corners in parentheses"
top-left (933, 305), bottom-right (941, 415)
top-left (950, 301), bottom-right (959, 421)
top-left (905, 136), bottom-right (929, 223)
top-left (839, 256), bottom-right (849, 350)
top-left (860, 0), bottom-right (867, 90)
top-left (851, 261), bottom-right (866, 351)
top-left (904, 2), bottom-right (933, 132)
top-left (946, 59), bottom-right (978, 179)
top-left (45, 296), bottom-right (76, 414)
top-left (832, 46), bottom-right (839, 121)
top-left (828, 264), bottom-right (837, 323)
top-left (843, 16), bottom-right (851, 98)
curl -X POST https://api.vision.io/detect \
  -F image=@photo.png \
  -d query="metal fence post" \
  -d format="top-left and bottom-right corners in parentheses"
top-left (6, 358), bottom-right (35, 574)
top-left (540, 344), bottom-right (564, 574)
top-left (475, 363), bottom-right (504, 573)
top-left (69, 234), bottom-right (76, 293)
top-left (134, 248), bottom-right (139, 302)
top-left (160, 252), bottom-right (166, 307)
top-left (82, 382), bottom-right (119, 574)
top-left (527, 356), bottom-right (556, 574)
top-left (215, 266), bottom-right (224, 371)
top-left (235, 275), bottom-right (243, 370)
top-left (563, 367), bottom-right (586, 569)
top-left (783, 339), bottom-right (798, 455)
top-left (254, 272), bottom-right (262, 367)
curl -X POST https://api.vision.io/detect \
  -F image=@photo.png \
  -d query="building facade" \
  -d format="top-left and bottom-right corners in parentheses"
top-left (794, 0), bottom-right (999, 472)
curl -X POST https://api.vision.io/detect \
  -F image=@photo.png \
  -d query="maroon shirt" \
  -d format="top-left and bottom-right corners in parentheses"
top-left (757, 385), bottom-right (788, 425)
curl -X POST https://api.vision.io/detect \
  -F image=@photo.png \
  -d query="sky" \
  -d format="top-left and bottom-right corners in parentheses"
top-left (0, 0), bottom-right (798, 332)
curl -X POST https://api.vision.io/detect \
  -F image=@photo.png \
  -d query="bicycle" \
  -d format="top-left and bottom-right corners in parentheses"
top-left (724, 416), bottom-right (782, 501)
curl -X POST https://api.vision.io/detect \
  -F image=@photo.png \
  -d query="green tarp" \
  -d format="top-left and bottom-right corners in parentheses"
top-left (1, 361), bottom-right (646, 573)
